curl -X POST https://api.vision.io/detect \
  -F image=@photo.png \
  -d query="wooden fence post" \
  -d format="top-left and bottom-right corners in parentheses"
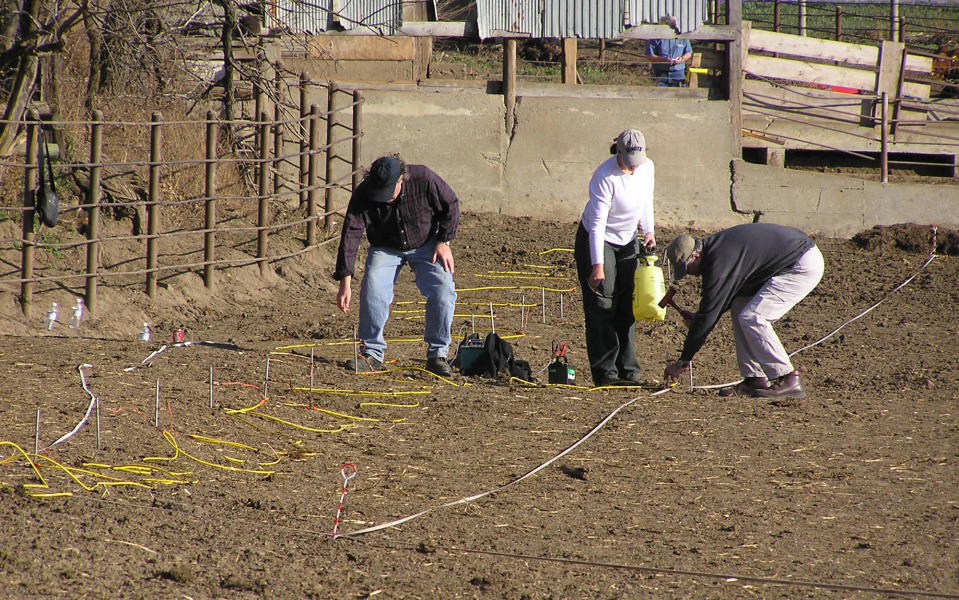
top-left (86, 110), bottom-right (103, 312)
top-left (307, 104), bottom-right (319, 247)
top-left (352, 89), bottom-right (362, 191)
top-left (273, 70), bottom-right (284, 200)
top-left (881, 92), bottom-right (888, 183)
top-left (562, 38), bottom-right (577, 85)
top-left (503, 39), bottom-right (517, 134)
top-left (798, 0), bottom-right (806, 37)
top-left (20, 111), bottom-right (39, 318)
top-left (257, 110), bottom-right (271, 275)
top-left (324, 82), bottom-right (338, 231)
top-left (204, 111), bottom-right (218, 289)
top-left (835, 7), bottom-right (842, 42)
top-left (253, 81), bottom-right (264, 190)
top-left (889, 0), bottom-right (900, 42)
top-left (299, 73), bottom-right (310, 209)
top-left (729, 3), bottom-right (745, 158)
top-left (146, 112), bottom-right (162, 300)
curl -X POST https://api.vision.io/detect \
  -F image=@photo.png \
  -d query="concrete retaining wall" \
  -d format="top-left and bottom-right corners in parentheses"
top-left (315, 81), bottom-right (959, 238)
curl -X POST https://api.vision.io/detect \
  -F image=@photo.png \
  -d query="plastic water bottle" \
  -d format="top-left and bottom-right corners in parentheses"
top-left (69, 298), bottom-right (84, 328)
top-left (44, 302), bottom-right (58, 330)
top-left (139, 323), bottom-right (151, 342)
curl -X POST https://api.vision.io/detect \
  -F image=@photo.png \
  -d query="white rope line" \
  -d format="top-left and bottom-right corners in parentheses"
top-left (341, 386), bottom-right (674, 538)
top-left (693, 251), bottom-right (937, 391)
top-left (42, 364), bottom-right (99, 451)
top-left (123, 340), bottom-right (243, 372)
top-left (788, 252), bottom-right (936, 357)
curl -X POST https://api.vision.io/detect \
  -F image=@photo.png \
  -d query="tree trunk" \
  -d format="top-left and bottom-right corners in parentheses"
top-left (83, 6), bottom-right (103, 112)
top-left (0, 52), bottom-right (39, 156)
top-left (0, 0), bottom-right (42, 157)
top-left (215, 0), bottom-right (236, 126)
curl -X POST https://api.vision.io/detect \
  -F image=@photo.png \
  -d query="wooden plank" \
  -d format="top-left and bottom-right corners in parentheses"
top-left (876, 41), bottom-right (904, 98)
top-left (403, 1), bottom-right (432, 81)
top-left (617, 24), bottom-right (739, 42)
top-left (748, 28), bottom-right (930, 73)
top-left (698, 49), bottom-right (725, 70)
top-left (308, 35), bottom-right (415, 60)
top-left (562, 38), bottom-right (577, 85)
top-left (730, 12), bottom-right (745, 157)
top-left (746, 54), bottom-right (929, 98)
top-left (743, 78), bottom-right (869, 122)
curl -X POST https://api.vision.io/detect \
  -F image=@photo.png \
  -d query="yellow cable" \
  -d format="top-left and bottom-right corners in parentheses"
top-left (280, 403), bottom-right (379, 422)
top-left (188, 434), bottom-right (258, 451)
top-left (143, 430), bottom-right (275, 475)
top-left (288, 387), bottom-right (429, 397)
top-left (359, 400), bottom-right (420, 408)
top-left (243, 411), bottom-right (354, 434)
top-left (474, 274), bottom-right (571, 280)
top-left (0, 441), bottom-right (49, 489)
top-left (224, 398), bottom-right (268, 415)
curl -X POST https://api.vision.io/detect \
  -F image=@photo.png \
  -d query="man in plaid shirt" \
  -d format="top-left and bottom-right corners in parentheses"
top-left (334, 154), bottom-right (459, 376)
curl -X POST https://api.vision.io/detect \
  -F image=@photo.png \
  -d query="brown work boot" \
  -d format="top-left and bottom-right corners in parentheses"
top-left (753, 371), bottom-right (805, 399)
top-left (718, 376), bottom-right (769, 397)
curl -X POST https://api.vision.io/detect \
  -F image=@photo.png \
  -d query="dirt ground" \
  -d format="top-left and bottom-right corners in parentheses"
top-left (1, 213), bottom-right (957, 599)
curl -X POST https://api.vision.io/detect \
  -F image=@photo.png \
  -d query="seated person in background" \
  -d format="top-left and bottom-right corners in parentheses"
top-left (646, 16), bottom-right (693, 87)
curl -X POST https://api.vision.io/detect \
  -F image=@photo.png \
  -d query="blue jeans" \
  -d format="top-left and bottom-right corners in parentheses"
top-left (655, 70), bottom-right (687, 87)
top-left (358, 244), bottom-right (457, 362)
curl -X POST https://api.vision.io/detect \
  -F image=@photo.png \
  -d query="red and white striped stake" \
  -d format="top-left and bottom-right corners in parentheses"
top-left (331, 462), bottom-right (357, 540)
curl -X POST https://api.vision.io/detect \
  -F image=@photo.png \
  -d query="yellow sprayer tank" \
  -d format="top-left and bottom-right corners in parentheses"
top-left (633, 252), bottom-right (666, 322)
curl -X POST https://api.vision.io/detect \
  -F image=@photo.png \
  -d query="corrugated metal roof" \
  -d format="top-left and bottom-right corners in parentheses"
top-left (338, 0), bottom-right (403, 33)
top-left (625, 0), bottom-right (708, 35)
top-left (269, 0), bottom-right (407, 34)
top-left (543, 1), bottom-right (625, 39)
top-left (272, 0), bottom-right (333, 34)
top-left (477, 0), bottom-right (707, 40)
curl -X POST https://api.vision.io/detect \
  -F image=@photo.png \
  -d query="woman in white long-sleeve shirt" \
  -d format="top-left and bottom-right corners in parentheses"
top-left (574, 129), bottom-right (657, 387)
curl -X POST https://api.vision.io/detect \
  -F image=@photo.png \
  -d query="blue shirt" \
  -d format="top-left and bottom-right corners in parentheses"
top-left (646, 38), bottom-right (692, 77)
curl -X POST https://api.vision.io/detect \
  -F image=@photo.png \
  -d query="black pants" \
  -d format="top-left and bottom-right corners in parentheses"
top-left (574, 224), bottom-right (641, 384)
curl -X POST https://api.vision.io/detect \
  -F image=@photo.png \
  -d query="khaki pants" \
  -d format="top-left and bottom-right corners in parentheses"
top-left (730, 246), bottom-right (825, 379)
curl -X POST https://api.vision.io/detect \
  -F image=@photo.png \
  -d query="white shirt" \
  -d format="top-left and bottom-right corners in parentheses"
top-left (581, 155), bottom-right (655, 265)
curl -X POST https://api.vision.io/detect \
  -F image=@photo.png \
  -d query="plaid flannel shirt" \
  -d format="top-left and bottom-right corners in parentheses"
top-left (333, 164), bottom-right (460, 280)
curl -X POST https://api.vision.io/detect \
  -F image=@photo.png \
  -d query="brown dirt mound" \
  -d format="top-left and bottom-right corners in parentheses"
top-left (851, 222), bottom-right (959, 255)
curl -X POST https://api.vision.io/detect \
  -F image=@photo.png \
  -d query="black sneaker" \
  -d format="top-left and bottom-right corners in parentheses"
top-left (619, 371), bottom-right (645, 385)
top-left (592, 375), bottom-right (621, 388)
top-left (426, 357), bottom-right (452, 377)
top-left (345, 354), bottom-right (384, 373)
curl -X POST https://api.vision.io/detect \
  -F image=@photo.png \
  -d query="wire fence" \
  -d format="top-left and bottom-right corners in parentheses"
top-left (740, 0), bottom-right (959, 51)
top-left (0, 79), bottom-right (364, 319)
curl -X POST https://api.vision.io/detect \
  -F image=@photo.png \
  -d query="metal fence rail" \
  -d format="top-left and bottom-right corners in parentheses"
top-left (0, 80), bottom-right (364, 319)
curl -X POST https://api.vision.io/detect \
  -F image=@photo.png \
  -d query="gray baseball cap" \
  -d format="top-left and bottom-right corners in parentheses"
top-left (665, 233), bottom-right (697, 281)
top-left (615, 129), bottom-right (648, 168)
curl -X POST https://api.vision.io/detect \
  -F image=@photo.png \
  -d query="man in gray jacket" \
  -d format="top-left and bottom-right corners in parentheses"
top-left (662, 223), bottom-right (824, 399)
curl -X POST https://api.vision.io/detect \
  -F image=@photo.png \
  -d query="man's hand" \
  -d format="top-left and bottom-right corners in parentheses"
top-left (336, 276), bottom-right (352, 314)
top-left (663, 360), bottom-right (689, 383)
top-left (643, 232), bottom-right (656, 249)
top-left (588, 264), bottom-right (604, 292)
top-left (432, 241), bottom-right (455, 273)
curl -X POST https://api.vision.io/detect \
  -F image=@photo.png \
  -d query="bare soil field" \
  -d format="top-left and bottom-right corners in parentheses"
top-left (1, 213), bottom-right (957, 599)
